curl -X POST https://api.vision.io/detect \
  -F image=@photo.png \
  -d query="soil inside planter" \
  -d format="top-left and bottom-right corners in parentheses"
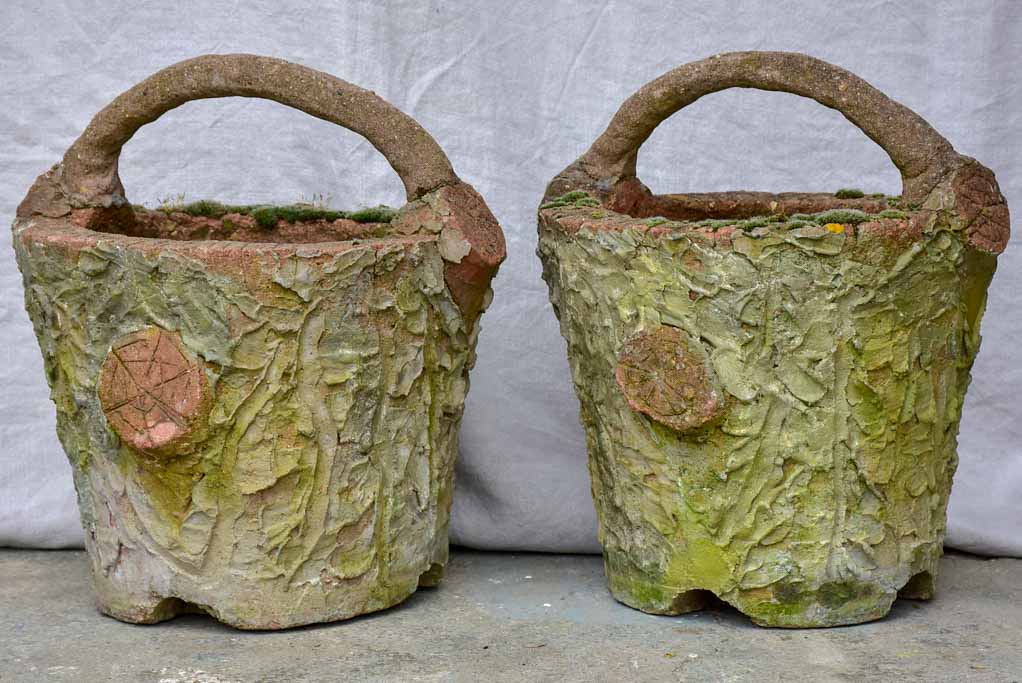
top-left (76, 200), bottom-right (399, 244)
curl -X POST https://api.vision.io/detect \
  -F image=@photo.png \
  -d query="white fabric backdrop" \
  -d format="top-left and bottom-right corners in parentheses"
top-left (1, 0), bottom-right (1019, 555)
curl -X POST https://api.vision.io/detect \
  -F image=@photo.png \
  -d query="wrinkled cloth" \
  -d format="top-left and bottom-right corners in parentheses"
top-left (1, 0), bottom-right (1019, 555)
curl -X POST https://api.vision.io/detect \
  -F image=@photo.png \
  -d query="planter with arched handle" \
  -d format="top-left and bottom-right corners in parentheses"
top-left (538, 51), bottom-right (1008, 627)
top-left (13, 54), bottom-right (505, 629)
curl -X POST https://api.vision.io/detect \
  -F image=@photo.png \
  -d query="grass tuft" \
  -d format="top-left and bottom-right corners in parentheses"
top-left (349, 206), bottom-right (397, 223)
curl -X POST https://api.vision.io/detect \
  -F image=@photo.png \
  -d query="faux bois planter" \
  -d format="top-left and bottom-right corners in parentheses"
top-left (13, 54), bottom-right (505, 629)
top-left (538, 51), bottom-right (1009, 627)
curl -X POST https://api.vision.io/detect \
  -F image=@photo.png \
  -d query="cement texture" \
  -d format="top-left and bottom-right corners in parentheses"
top-left (1, 549), bottom-right (1019, 681)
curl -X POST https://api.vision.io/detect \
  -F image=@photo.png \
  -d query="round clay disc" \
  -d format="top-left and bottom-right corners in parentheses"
top-left (614, 326), bottom-right (724, 432)
top-left (98, 326), bottom-right (209, 453)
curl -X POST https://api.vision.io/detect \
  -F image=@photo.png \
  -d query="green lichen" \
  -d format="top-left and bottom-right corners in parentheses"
top-left (834, 188), bottom-right (865, 199)
top-left (739, 215), bottom-right (775, 229)
top-left (692, 218), bottom-right (735, 229)
top-left (690, 216), bottom-right (784, 231)
top-left (885, 195), bottom-right (923, 212)
top-left (645, 217), bottom-right (669, 227)
top-left (740, 580), bottom-right (892, 627)
top-left (538, 179), bottom-right (995, 626)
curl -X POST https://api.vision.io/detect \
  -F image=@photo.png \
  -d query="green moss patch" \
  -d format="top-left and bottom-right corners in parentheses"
top-left (684, 207), bottom-right (892, 233)
top-left (542, 190), bottom-right (916, 239)
top-left (157, 200), bottom-right (396, 229)
top-left (813, 208), bottom-right (872, 225)
top-left (540, 190), bottom-right (601, 209)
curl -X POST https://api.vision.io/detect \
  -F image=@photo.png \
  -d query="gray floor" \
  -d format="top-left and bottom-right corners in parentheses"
top-left (1, 550), bottom-right (1019, 682)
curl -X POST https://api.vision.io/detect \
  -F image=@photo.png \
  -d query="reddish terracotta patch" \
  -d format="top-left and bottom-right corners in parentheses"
top-left (952, 163), bottom-right (1010, 255)
top-left (436, 183), bottom-right (506, 321)
top-left (605, 177), bottom-right (652, 216)
top-left (615, 326), bottom-right (723, 433)
top-left (98, 327), bottom-right (210, 453)
top-left (855, 217), bottom-right (923, 249)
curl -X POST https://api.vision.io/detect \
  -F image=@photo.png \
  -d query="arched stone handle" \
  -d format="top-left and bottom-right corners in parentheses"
top-left (59, 53), bottom-right (461, 206)
top-left (578, 51), bottom-right (960, 204)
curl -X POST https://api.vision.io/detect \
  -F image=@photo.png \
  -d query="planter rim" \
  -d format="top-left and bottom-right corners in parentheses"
top-left (15, 216), bottom-right (438, 257)
top-left (539, 190), bottom-right (928, 242)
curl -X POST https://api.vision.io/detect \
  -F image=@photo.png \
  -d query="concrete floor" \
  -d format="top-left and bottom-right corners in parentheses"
top-left (0, 550), bottom-right (1019, 682)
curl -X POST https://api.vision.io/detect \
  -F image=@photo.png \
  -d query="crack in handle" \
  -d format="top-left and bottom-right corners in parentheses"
top-left (59, 53), bottom-right (461, 206)
top-left (579, 51), bottom-right (961, 203)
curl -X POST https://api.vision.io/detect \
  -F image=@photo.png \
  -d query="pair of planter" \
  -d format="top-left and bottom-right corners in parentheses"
top-left (13, 52), bottom-right (1009, 629)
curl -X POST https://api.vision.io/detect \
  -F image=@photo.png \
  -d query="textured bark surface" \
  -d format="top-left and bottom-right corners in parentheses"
top-left (15, 199), bottom-right (489, 627)
top-left (538, 161), bottom-right (1002, 626)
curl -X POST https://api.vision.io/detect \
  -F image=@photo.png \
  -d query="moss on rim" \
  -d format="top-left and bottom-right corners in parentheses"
top-left (541, 191), bottom-right (915, 234)
top-left (812, 208), bottom-right (872, 225)
top-left (540, 190), bottom-right (601, 210)
top-left (154, 200), bottom-right (397, 229)
top-left (682, 207), bottom-right (881, 233)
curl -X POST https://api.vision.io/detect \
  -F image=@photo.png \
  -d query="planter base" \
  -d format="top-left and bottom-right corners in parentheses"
top-left (605, 552), bottom-right (931, 627)
top-left (605, 560), bottom-right (710, 616)
top-left (91, 575), bottom-right (427, 630)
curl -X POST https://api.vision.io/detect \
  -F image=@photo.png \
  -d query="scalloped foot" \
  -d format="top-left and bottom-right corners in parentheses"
top-left (97, 593), bottom-right (203, 625)
top-left (604, 560), bottom-right (710, 615)
top-left (612, 584), bottom-right (712, 616)
top-left (898, 571), bottom-right (936, 600)
top-left (737, 580), bottom-right (897, 628)
top-left (418, 562), bottom-right (446, 588)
